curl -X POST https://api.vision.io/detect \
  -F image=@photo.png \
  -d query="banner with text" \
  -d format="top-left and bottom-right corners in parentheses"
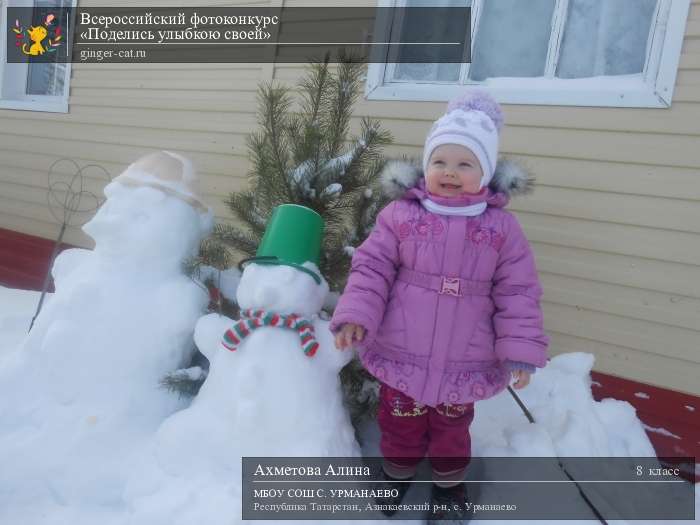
top-left (6, 7), bottom-right (471, 64)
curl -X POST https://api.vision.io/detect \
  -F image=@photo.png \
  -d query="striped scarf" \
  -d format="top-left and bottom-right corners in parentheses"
top-left (221, 308), bottom-right (319, 357)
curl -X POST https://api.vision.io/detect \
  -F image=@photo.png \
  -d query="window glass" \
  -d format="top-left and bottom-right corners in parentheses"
top-left (391, 0), bottom-right (469, 82)
top-left (557, 0), bottom-right (657, 78)
top-left (468, 0), bottom-right (556, 81)
top-left (26, 0), bottom-right (69, 96)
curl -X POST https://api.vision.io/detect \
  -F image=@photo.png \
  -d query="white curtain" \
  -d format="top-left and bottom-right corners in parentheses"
top-left (468, 0), bottom-right (556, 81)
top-left (391, 0), bottom-right (470, 82)
top-left (557, 0), bottom-right (657, 78)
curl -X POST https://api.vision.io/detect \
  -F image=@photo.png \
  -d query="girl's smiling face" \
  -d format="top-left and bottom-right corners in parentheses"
top-left (425, 144), bottom-right (483, 197)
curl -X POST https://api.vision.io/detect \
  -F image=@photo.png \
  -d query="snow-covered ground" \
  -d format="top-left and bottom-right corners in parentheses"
top-left (0, 286), bottom-right (44, 355)
top-left (1, 285), bottom-right (697, 524)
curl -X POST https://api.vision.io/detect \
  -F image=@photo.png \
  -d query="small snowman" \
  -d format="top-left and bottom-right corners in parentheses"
top-left (123, 205), bottom-right (361, 525)
top-left (197, 204), bottom-right (358, 456)
top-left (0, 151), bottom-right (213, 507)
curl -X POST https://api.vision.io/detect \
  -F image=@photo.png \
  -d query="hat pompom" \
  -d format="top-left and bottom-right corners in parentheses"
top-left (446, 90), bottom-right (504, 133)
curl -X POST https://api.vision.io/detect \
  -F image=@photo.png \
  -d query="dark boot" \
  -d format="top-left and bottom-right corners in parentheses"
top-left (372, 468), bottom-right (414, 517)
top-left (427, 482), bottom-right (471, 524)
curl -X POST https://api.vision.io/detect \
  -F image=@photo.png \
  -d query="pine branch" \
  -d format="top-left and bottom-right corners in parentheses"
top-left (297, 53), bottom-right (331, 178)
top-left (224, 191), bottom-right (268, 235)
top-left (258, 84), bottom-right (294, 199)
top-left (322, 58), bottom-right (363, 159)
top-left (196, 239), bottom-right (234, 271)
top-left (160, 366), bottom-right (208, 399)
top-left (212, 223), bottom-right (259, 257)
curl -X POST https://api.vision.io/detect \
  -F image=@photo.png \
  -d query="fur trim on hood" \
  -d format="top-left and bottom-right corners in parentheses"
top-left (379, 157), bottom-right (535, 201)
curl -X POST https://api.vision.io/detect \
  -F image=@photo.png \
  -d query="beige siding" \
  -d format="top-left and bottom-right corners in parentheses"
top-left (1, 0), bottom-right (699, 395)
top-left (0, 0), bottom-right (270, 247)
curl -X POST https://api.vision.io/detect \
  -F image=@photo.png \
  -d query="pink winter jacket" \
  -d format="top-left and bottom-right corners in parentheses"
top-left (330, 160), bottom-right (549, 407)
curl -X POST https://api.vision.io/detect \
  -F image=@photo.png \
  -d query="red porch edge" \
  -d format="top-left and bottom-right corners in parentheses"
top-left (0, 227), bottom-right (75, 292)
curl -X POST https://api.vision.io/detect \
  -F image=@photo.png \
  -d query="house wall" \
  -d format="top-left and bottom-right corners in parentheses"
top-left (0, 0), bottom-right (698, 395)
top-left (0, 0), bottom-right (273, 249)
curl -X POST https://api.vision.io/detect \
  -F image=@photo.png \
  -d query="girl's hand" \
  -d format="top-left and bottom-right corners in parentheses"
top-left (511, 369), bottom-right (531, 389)
top-left (334, 323), bottom-right (365, 350)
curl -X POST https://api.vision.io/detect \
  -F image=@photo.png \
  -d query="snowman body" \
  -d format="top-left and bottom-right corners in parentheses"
top-left (158, 262), bottom-right (358, 463)
top-left (0, 177), bottom-right (211, 507)
top-left (195, 319), bottom-right (357, 458)
top-left (19, 182), bottom-right (209, 416)
top-left (124, 263), bottom-right (361, 524)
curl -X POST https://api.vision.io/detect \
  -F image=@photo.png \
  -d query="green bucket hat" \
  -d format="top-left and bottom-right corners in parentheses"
top-left (238, 204), bottom-right (325, 285)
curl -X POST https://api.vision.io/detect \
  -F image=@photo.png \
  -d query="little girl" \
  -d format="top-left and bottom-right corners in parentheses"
top-left (331, 91), bottom-right (549, 521)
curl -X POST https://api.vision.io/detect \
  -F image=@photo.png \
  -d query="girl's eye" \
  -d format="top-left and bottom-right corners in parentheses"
top-left (433, 160), bottom-right (444, 165)
top-left (460, 162), bottom-right (472, 167)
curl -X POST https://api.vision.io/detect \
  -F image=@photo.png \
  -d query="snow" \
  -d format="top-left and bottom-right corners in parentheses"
top-left (168, 365), bottom-right (207, 381)
top-left (289, 144), bottom-right (361, 199)
top-left (634, 391), bottom-right (650, 399)
top-left (0, 286), bottom-right (43, 357)
top-left (323, 290), bottom-right (340, 311)
top-left (0, 161), bottom-right (213, 523)
top-left (481, 73), bottom-right (648, 90)
top-left (3, 276), bottom-right (697, 524)
top-left (321, 182), bottom-right (343, 199)
top-left (1, 221), bottom-right (698, 523)
top-left (642, 424), bottom-right (682, 441)
top-left (290, 159), bottom-right (312, 185)
top-left (289, 160), bottom-right (315, 198)
top-left (685, 405), bottom-right (695, 412)
top-left (196, 265), bottom-right (241, 303)
top-left (326, 150), bottom-right (355, 172)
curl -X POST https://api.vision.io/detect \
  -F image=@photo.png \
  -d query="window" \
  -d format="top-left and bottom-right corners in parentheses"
top-left (0, 0), bottom-right (73, 112)
top-left (366, 0), bottom-right (691, 107)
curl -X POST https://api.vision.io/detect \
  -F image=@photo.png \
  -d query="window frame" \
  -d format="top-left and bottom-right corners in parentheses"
top-left (366, 0), bottom-right (691, 108)
top-left (0, 0), bottom-right (74, 113)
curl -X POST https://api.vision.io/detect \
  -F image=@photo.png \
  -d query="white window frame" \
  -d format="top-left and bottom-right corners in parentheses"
top-left (366, 0), bottom-right (691, 108)
top-left (0, 0), bottom-right (74, 113)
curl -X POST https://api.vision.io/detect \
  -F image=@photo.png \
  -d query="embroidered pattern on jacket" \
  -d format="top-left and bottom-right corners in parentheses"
top-left (365, 350), bottom-right (509, 406)
top-left (466, 222), bottom-right (504, 251)
top-left (398, 214), bottom-right (445, 240)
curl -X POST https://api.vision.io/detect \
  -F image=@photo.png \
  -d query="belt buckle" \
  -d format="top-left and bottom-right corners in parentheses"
top-left (439, 276), bottom-right (462, 297)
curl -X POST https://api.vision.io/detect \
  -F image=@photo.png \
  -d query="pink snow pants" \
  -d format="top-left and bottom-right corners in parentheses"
top-left (377, 382), bottom-right (475, 485)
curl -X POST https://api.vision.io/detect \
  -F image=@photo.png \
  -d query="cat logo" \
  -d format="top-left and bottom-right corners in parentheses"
top-left (12, 13), bottom-right (62, 56)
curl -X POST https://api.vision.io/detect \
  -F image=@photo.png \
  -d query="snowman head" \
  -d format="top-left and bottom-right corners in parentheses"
top-left (84, 151), bottom-right (213, 266)
top-left (236, 262), bottom-right (329, 318)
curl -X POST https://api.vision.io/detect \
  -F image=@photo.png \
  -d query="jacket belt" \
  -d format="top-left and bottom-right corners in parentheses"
top-left (397, 267), bottom-right (492, 297)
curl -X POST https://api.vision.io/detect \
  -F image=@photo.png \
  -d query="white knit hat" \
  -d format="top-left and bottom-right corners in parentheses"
top-left (422, 90), bottom-right (504, 190)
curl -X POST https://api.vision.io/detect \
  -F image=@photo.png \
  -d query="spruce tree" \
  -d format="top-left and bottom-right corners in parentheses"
top-left (163, 53), bottom-right (393, 427)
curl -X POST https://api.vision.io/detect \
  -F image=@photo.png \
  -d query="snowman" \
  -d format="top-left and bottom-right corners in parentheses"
top-left (0, 151), bottom-right (213, 509)
top-left (194, 204), bottom-right (358, 457)
top-left (124, 205), bottom-right (412, 525)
